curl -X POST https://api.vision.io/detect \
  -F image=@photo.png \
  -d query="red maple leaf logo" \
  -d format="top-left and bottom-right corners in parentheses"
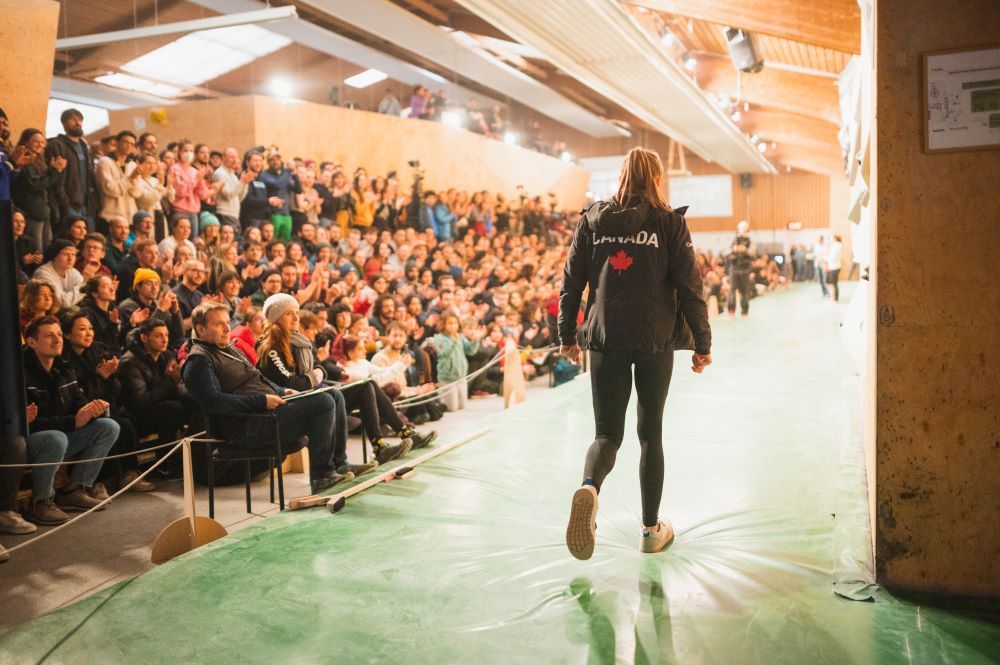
top-left (609, 250), bottom-right (633, 273)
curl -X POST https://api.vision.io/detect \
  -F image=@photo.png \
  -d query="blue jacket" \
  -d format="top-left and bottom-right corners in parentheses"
top-left (259, 168), bottom-right (300, 215)
top-left (432, 203), bottom-right (457, 240)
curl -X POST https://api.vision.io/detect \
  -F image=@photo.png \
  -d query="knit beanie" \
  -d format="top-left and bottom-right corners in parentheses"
top-left (263, 293), bottom-right (299, 323)
top-left (132, 267), bottom-right (161, 289)
top-left (199, 211), bottom-right (220, 228)
top-left (43, 239), bottom-right (75, 264)
top-left (133, 210), bottom-right (152, 225)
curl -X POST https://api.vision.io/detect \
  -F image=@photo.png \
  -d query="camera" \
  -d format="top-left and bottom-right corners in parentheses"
top-left (315, 330), bottom-right (335, 349)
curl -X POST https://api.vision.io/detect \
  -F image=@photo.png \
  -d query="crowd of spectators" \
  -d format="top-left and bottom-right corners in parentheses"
top-left (0, 105), bottom-right (581, 561)
top-left (377, 88), bottom-right (570, 158)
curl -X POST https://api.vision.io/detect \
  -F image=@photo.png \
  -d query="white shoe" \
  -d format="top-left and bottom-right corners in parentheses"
top-left (0, 510), bottom-right (37, 535)
top-left (566, 485), bottom-right (598, 560)
top-left (640, 520), bottom-right (674, 553)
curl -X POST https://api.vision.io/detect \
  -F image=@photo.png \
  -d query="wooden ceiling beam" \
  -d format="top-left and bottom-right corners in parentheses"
top-left (739, 107), bottom-right (841, 154)
top-left (769, 144), bottom-right (845, 177)
top-left (628, 0), bottom-right (859, 54)
top-left (697, 55), bottom-right (841, 124)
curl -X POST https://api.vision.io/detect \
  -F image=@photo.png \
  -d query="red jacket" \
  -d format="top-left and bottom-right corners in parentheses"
top-left (229, 325), bottom-right (258, 365)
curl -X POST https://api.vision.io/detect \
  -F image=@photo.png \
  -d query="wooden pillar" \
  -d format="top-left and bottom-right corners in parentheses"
top-left (0, 1), bottom-right (60, 136)
top-left (874, 0), bottom-right (1000, 596)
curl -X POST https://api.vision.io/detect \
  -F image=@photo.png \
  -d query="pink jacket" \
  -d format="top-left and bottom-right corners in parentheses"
top-left (170, 163), bottom-right (209, 214)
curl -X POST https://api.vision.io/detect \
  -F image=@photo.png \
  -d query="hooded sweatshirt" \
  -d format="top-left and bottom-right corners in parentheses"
top-left (557, 200), bottom-right (711, 355)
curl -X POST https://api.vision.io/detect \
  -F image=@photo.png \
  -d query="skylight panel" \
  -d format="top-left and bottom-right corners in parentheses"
top-left (46, 99), bottom-right (109, 137)
top-left (94, 73), bottom-right (184, 97)
top-left (344, 69), bottom-right (388, 89)
top-left (121, 25), bottom-right (291, 87)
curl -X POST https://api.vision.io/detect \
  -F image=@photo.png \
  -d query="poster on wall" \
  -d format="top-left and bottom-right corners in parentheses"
top-left (667, 175), bottom-right (733, 217)
top-left (924, 44), bottom-right (1000, 152)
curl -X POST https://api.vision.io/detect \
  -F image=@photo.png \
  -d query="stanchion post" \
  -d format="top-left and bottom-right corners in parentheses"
top-left (502, 339), bottom-right (527, 408)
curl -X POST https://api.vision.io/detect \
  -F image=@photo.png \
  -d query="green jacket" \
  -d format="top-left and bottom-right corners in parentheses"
top-left (431, 333), bottom-right (478, 384)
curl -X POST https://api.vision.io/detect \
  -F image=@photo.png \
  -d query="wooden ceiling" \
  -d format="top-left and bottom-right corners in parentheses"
top-left (630, 0), bottom-right (858, 176)
top-left (50, 0), bottom-right (857, 177)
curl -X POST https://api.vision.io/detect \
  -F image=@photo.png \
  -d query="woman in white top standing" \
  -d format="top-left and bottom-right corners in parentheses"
top-left (825, 234), bottom-right (843, 302)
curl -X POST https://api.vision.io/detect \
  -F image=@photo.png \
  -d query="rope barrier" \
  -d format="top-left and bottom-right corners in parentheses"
top-left (393, 343), bottom-right (559, 408)
top-left (5, 437), bottom-right (193, 554)
top-left (0, 431), bottom-right (206, 469)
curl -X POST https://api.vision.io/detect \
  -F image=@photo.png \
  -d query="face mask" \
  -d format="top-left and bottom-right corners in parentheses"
top-left (183, 151), bottom-right (194, 162)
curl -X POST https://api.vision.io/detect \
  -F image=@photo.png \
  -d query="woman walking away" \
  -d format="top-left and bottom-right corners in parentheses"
top-left (558, 147), bottom-right (713, 560)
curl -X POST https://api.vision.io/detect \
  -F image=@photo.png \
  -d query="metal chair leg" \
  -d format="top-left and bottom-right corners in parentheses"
top-left (269, 458), bottom-right (275, 504)
top-left (207, 457), bottom-right (215, 519)
top-left (361, 427), bottom-right (368, 463)
top-left (244, 460), bottom-right (252, 514)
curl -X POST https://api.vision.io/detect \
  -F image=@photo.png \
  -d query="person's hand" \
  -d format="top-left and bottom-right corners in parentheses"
top-left (165, 358), bottom-right (182, 382)
top-left (26, 403), bottom-right (38, 424)
top-left (156, 290), bottom-right (172, 312)
top-left (237, 296), bottom-right (252, 315)
top-left (265, 394), bottom-right (286, 410)
top-left (50, 155), bottom-right (68, 172)
top-left (166, 290), bottom-right (180, 313)
top-left (22, 251), bottom-right (43, 265)
top-left (268, 196), bottom-right (284, 208)
top-left (81, 259), bottom-right (101, 279)
top-left (691, 353), bottom-right (712, 374)
top-left (96, 357), bottom-right (118, 379)
top-left (560, 343), bottom-right (582, 364)
top-left (316, 340), bottom-right (332, 362)
top-left (240, 169), bottom-right (256, 184)
top-left (340, 373), bottom-right (355, 384)
top-left (130, 307), bottom-right (151, 326)
top-left (12, 145), bottom-right (32, 167)
top-left (108, 307), bottom-right (120, 325)
top-left (74, 400), bottom-right (105, 428)
top-left (401, 353), bottom-right (415, 368)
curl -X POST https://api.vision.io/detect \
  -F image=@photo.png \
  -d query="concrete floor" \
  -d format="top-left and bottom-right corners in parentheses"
top-left (0, 377), bottom-right (553, 634)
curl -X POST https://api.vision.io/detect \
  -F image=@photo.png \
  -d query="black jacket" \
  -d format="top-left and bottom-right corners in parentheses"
top-left (119, 338), bottom-right (183, 414)
top-left (46, 134), bottom-right (99, 220)
top-left (63, 344), bottom-right (121, 407)
top-left (257, 332), bottom-right (326, 391)
top-left (23, 348), bottom-right (89, 433)
top-left (78, 296), bottom-right (120, 351)
top-left (558, 200), bottom-right (711, 355)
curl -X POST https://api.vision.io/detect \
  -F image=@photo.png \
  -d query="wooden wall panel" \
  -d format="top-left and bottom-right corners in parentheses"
top-left (667, 171), bottom-right (831, 233)
top-left (109, 96), bottom-right (591, 207)
top-left (0, 0), bottom-right (60, 137)
top-left (874, 0), bottom-right (1000, 597)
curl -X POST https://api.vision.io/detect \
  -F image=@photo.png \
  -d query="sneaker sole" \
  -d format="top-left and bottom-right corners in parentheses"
top-left (25, 515), bottom-right (70, 526)
top-left (0, 525), bottom-right (38, 535)
top-left (566, 486), bottom-right (598, 560)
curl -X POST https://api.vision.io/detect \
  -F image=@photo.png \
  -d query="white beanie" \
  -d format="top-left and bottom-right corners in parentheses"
top-left (262, 293), bottom-right (299, 323)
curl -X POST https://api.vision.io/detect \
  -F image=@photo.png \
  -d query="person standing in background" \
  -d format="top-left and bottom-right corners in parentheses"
top-left (46, 108), bottom-right (99, 232)
top-left (378, 89), bottom-right (402, 116)
top-left (727, 220), bottom-right (753, 317)
top-left (813, 235), bottom-right (827, 299)
top-left (825, 235), bottom-right (843, 303)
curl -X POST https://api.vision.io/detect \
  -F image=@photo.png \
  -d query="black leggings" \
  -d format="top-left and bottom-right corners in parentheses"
top-left (341, 380), bottom-right (405, 441)
top-left (583, 350), bottom-right (674, 527)
top-left (728, 269), bottom-right (752, 314)
top-left (826, 267), bottom-right (840, 302)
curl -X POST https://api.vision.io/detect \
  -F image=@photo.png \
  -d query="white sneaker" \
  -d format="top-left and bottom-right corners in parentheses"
top-left (0, 510), bottom-right (37, 535)
top-left (566, 485), bottom-right (598, 560)
top-left (640, 520), bottom-right (674, 553)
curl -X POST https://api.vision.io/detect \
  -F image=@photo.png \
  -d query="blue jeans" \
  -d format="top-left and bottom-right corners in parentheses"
top-left (28, 419), bottom-right (120, 500)
top-left (271, 392), bottom-right (337, 480)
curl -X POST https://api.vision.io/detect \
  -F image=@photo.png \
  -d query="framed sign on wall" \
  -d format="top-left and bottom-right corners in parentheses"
top-left (924, 44), bottom-right (1000, 152)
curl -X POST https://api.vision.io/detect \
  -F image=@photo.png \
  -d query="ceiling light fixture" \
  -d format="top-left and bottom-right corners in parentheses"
top-left (684, 56), bottom-right (697, 72)
top-left (269, 77), bottom-right (293, 102)
top-left (730, 111), bottom-right (741, 122)
top-left (757, 142), bottom-right (767, 153)
top-left (503, 131), bottom-right (518, 145)
top-left (560, 151), bottom-right (573, 163)
top-left (344, 68), bottom-right (388, 89)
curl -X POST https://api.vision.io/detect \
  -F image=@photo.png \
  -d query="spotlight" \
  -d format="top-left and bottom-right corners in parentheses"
top-left (730, 111), bottom-right (742, 122)
top-left (684, 55), bottom-right (697, 72)
top-left (503, 131), bottom-right (517, 146)
top-left (757, 142), bottom-right (767, 153)
top-left (560, 151), bottom-right (573, 163)
top-left (661, 32), bottom-right (675, 47)
top-left (269, 77), bottom-right (293, 102)
top-left (750, 134), bottom-right (760, 143)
